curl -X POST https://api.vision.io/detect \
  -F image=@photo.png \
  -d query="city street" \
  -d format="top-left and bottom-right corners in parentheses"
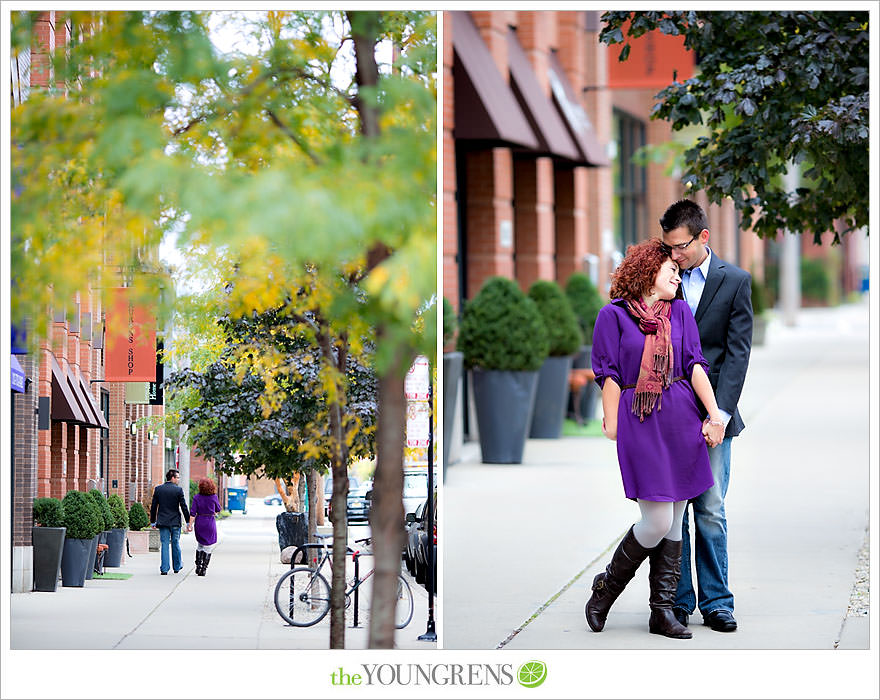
top-left (10, 499), bottom-right (437, 650)
top-left (444, 299), bottom-right (871, 650)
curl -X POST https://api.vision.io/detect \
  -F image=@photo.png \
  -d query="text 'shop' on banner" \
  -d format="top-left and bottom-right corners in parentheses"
top-left (105, 287), bottom-right (157, 382)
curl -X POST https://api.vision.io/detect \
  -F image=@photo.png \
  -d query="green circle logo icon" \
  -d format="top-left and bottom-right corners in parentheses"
top-left (517, 660), bottom-right (547, 688)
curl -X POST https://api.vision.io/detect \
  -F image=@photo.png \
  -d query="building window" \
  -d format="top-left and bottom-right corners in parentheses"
top-left (612, 109), bottom-right (646, 253)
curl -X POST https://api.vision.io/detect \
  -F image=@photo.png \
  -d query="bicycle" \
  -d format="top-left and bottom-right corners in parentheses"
top-left (274, 534), bottom-right (414, 629)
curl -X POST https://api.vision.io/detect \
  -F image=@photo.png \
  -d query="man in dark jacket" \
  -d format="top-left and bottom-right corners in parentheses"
top-left (150, 469), bottom-right (192, 575)
top-left (660, 199), bottom-right (753, 633)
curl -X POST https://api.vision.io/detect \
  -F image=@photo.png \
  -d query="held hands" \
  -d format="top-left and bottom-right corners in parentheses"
top-left (602, 417), bottom-right (618, 441)
top-left (702, 418), bottom-right (725, 448)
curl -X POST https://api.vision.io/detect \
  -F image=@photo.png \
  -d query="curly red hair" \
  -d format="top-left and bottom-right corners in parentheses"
top-left (198, 478), bottom-right (217, 496)
top-left (609, 238), bottom-right (673, 301)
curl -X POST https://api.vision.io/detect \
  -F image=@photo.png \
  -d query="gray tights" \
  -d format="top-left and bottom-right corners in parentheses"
top-left (632, 499), bottom-right (688, 549)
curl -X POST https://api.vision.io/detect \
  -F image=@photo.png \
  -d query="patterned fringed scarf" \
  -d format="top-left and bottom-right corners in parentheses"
top-left (625, 299), bottom-right (673, 422)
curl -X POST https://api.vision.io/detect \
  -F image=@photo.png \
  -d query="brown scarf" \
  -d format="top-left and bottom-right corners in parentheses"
top-left (625, 298), bottom-right (673, 422)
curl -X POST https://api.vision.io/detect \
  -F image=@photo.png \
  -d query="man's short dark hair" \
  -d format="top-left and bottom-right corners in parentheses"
top-left (660, 199), bottom-right (709, 237)
top-left (165, 469), bottom-right (179, 481)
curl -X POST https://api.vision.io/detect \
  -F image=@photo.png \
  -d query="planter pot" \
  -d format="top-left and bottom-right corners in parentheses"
top-left (149, 528), bottom-right (160, 552)
top-left (104, 528), bottom-right (126, 567)
top-left (60, 537), bottom-right (92, 587)
top-left (530, 355), bottom-right (574, 439)
top-left (442, 352), bottom-right (463, 472)
top-left (753, 315), bottom-right (768, 346)
top-left (32, 526), bottom-right (66, 592)
top-left (580, 381), bottom-right (600, 422)
top-left (84, 535), bottom-right (99, 580)
top-left (572, 344), bottom-right (591, 369)
top-left (127, 529), bottom-right (150, 554)
top-left (276, 511), bottom-right (308, 552)
top-left (472, 368), bottom-right (539, 464)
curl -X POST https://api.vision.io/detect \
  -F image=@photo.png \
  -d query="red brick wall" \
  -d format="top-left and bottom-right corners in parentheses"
top-left (514, 157), bottom-right (556, 289)
top-left (12, 357), bottom-right (39, 545)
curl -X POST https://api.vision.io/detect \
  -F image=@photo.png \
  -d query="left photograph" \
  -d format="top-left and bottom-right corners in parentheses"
top-left (8, 10), bottom-right (437, 650)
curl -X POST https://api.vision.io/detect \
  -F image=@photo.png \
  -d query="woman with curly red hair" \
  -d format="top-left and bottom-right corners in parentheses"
top-left (585, 238), bottom-right (725, 639)
top-left (189, 477), bottom-right (221, 576)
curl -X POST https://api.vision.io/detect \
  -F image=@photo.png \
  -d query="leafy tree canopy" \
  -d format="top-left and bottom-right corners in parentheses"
top-left (600, 11), bottom-right (869, 243)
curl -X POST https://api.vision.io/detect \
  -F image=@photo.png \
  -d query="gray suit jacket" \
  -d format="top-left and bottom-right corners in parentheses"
top-left (691, 253), bottom-right (753, 438)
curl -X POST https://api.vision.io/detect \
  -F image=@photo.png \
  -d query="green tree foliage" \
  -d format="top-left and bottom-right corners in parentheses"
top-left (527, 280), bottom-right (583, 357)
top-left (33, 498), bottom-right (65, 528)
top-left (128, 502), bottom-right (151, 531)
top-left (62, 490), bottom-right (104, 539)
top-left (107, 494), bottom-right (130, 529)
top-left (600, 11), bottom-right (869, 243)
top-left (458, 277), bottom-right (549, 372)
top-left (88, 489), bottom-right (114, 531)
top-left (565, 273), bottom-right (604, 346)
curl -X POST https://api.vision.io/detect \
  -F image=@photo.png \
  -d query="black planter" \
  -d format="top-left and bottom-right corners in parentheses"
top-left (530, 355), bottom-right (574, 439)
top-left (104, 528), bottom-right (126, 567)
top-left (32, 526), bottom-right (66, 592)
top-left (572, 344), bottom-right (591, 369)
top-left (60, 537), bottom-right (92, 587)
top-left (472, 368), bottom-right (539, 464)
top-left (84, 535), bottom-right (99, 580)
top-left (276, 511), bottom-right (308, 551)
top-left (442, 351), bottom-right (463, 472)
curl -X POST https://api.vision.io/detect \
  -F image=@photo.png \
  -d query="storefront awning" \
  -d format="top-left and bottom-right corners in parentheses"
top-left (11, 355), bottom-right (27, 393)
top-left (50, 355), bottom-right (87, 424)
top-left (547, 53), bottom-right (609, 167)
top-left (451, 11), bottom-right (538, 149)
top-left (77, 374), bottom-right (109, 429)
top-left (506, 29), bottom-right (581, 162)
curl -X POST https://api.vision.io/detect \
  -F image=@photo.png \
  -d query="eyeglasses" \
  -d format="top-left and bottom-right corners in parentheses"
top-left (663, 233), bottom-right (700, 251)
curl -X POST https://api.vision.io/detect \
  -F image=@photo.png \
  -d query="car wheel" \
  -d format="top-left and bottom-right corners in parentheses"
top-left (415, 559), bottom-right (425, 585)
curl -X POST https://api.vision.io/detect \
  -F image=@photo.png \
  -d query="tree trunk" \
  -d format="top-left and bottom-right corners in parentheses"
top-left (367, 352), bottom-right (409, 648)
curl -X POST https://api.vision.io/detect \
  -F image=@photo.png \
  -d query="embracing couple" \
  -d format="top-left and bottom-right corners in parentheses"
top-left (586, 199), bottom-right (753, 640)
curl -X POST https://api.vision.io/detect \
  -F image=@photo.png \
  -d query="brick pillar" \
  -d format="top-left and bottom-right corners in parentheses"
top-left (555, 166), bottom-right (590, 285)
top-left (514, 156), bottom-right (556, 289)
top-left (30, 12), bottom-right (56, 89)
top-left (12, 356), bottom-right (39, 545)
top-left (442, 11), bottom-right (459, 313)
top-left (470, 11), bottom-right (517, 79)
top-left (513, 11), bottom-right (557, 94)
top-left (37, 347), bottom-right (54, 498)
top-left (465, 148), bottom-right (515, 298)
top-left (50, 422), bottom-right (66, 499)
top-left (108, 382), bottom-right (126, 500)
top-left (67, 421), bottom-right (82, 492)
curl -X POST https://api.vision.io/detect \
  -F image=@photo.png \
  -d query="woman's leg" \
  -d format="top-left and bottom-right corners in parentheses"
top-left (632, 500), bottom-right (675, 549)
top-left (647, 499), bottom-right (691, 639)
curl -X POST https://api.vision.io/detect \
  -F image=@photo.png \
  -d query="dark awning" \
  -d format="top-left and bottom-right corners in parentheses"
top-left (77, 374), bottom-right (109, 429)
top-left (506, 29), bottom-right (581, 161)
top-left (451, 11), bottom-right (538, 149)
top-left (547, 52), bottom-right (609, 167)
top-left (11, 355), bottom-right (27, 393)
top-left (50, 355), bottom-right (87, 424)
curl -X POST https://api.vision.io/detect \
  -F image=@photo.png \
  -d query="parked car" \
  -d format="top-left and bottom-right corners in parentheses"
top-left (324, 475), bottom-right (360, 518)
top-left (410, 490), bottom-right (437, 592)
top-left (346, 482), bottom-right (372, 522)
top-left (263, 493), bottom-right (283, 506)
top-left (402, 467), bottom-right (437, 519)
top-left (403, 499), bottom-right (426, 575)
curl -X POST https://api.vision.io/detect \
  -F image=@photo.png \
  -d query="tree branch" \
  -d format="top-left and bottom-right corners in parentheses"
top-left (265, 109), bottom-right (323, 166)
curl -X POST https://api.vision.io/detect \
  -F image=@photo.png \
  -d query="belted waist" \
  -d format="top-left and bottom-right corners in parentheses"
top-left (621, 375), bottom-right (687, 391)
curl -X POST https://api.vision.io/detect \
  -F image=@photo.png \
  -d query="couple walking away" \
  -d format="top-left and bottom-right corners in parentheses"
top-left (150, 470), bottom-right (222, 576)
top-left (586, 199), bottom-right (752, 639)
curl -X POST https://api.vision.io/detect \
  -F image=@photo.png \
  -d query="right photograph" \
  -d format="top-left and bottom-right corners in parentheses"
top-left (441, 10), bottom-right (870, 650)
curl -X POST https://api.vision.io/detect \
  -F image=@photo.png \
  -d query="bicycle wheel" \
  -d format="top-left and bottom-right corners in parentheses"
top-left (274, 567), bottom-right (331, 627)
top-left (394, 573), bottom-right (414, 629)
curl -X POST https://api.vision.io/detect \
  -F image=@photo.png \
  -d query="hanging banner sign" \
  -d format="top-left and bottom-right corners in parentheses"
top-left (105, 287), bottom-right (157, 382)
top-left (406, 401), bottom-right (431, 449)
top-left (404, 355), bottom-right (430, 400)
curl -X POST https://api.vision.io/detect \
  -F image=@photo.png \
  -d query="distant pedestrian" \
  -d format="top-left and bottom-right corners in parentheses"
top-left (150, 469), bottom-right (192, 575)
top-left (585, 238), bottom-right (726, 639)
top-left (660, 199), bottom-right (752, 633)
top-left (189, 477), bottom-right (222, 576)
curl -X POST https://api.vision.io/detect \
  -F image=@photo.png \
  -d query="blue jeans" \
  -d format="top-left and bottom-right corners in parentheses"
top-left (675, 437), bottom-right (734, 616)
top-left (159, 526), bottom-right (182, 573)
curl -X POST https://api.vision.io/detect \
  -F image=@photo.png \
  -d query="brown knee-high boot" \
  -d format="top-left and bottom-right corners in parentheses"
top-left (648, 538), bottom-right (692, 639)
top-left (585, 527), bottom-right (652, 632)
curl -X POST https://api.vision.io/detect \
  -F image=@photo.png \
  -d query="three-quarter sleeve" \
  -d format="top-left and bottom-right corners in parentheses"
top-left (591, 305), bottom-right (622, 389)
top-left (679, 301), bottom-right (710, 379)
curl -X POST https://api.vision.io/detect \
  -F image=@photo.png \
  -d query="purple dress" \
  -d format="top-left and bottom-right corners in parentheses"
top-left (592, 298), bottom-right (714, 502)
top-left (190, 493), bottom-right (221, 546)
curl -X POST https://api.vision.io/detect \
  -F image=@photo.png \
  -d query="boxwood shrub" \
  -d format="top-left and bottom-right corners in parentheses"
top-left (88, 489), bottom-right (114, 531)
top-left (565, 272), bottom-right (603, 346)
top-left (457, 276), bottom-right (549, 372)
top-left (33, 497), bottom-right (64, 528)
top-left (527, 280), bottom-right (582, 356)
top-left (62, 490), bottom-right (104, 539)
top-left (443, 296), bottom-right (457, 348)
top-left (107, 493), bottom-right (129, 530)
top-left (128, 501), bottom-right (150, 531)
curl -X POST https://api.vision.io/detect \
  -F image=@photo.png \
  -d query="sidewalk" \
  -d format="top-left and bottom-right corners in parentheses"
top-left (10, 502), bottom-right (438, 650)
top-left (444, 300), bottom-right (871, 650)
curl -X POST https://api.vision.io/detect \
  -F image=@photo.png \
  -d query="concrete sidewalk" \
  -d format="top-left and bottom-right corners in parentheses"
top-left (10, 503), bottom-right (438, 650)
top-left (444, 300), bottom-right (871, 650)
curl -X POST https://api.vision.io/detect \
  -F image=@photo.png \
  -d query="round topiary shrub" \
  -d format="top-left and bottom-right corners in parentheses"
top-left (443, 296), bottom-right (458, 348)
top-left (33, 497), bottom-right (64, 528)
top-left (457, 276), bottom-right (549, 372)
top-left (128, 501), bottom-right (150, 531)
top-left (88, 489), bottom-right (114, 531)
top-left (751, 276), bottom-right (767, 316)
top-left (527, 280), bottom-right (583, 356)
top-left (107, 493), bottom-right (129, 530)
top-left (61, 490), bottom-right (104, 540)
top-left (565, 272), bottom-right (604, 345)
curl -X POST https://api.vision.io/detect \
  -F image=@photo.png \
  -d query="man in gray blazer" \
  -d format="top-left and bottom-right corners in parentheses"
top-left (659, 199), bottom-right (753, 633)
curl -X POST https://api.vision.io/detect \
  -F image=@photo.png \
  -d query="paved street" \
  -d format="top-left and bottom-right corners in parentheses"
top-left (444, 299), bottom-right (871, 651)
top-left (10, 500), bottom-right (437, 650)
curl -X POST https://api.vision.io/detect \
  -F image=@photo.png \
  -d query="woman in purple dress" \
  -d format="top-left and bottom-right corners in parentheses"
top-left (585, 238), bottom-right (725, 639)
top-left (189, 478), bottom-right (222, 576)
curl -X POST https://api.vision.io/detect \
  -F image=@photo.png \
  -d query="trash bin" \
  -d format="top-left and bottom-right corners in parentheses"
top-left (227, 487), bottom-right (247, 513)
top-left (276, 511), bottom-right (308, 551)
